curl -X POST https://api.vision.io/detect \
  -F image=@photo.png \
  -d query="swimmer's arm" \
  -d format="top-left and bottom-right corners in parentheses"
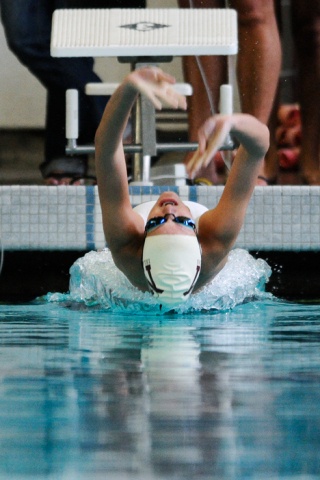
top-left (95, 68), bottom-right (187, 247)
top-left (194, 114), bottom-right (269, 249)
top-left (95, 79), bottom-right (141, 247)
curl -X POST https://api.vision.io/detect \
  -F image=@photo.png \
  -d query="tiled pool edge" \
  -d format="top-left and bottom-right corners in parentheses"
top-left (1, 185), bottom-right (319, 251)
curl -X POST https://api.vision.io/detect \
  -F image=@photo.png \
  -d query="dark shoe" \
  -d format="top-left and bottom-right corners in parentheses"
top-left (40, 157), bottom-right (88, 185)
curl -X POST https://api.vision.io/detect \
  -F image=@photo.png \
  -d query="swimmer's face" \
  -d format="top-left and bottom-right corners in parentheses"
top-left (147, 192), bottom-right (196, 236)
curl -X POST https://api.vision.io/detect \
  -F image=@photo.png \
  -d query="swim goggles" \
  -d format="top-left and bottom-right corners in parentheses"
top-left (145, 214), bottom-right (196, 233)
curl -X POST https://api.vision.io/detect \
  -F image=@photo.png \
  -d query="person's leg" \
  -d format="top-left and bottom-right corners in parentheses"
top-left (178, 0), bottom-right (227, 184)
top-left (230, 0), bottom-right (280, 122)
top-left (45, 0), bottom-right (146, 180)
top-left (291, 0), bottom-right (320, 185)
top-left (230, 0), bottom-right (282, 184)
top-left (178, 0), bottom-right (226, 138)
top-left (178, 0), bottom-right (281, 184)
top-left (0, 0), bottom-right (106, 182)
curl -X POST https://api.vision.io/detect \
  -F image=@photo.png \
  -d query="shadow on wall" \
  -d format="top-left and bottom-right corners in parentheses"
top-left (0, 250), bottom-right (320, 303)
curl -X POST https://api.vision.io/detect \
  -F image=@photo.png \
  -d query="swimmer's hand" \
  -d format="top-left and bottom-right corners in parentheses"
top-left (186, 115), bottom-right (234, 179)
top-left (125, 66), bottom-right (187, 111)
top-left (186, 113), bottom-right (269, 179)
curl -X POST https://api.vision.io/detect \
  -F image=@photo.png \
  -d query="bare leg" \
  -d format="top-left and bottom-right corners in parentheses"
top-left (230, 0), bottom-right (280, 122)
top-left (230, 0), bottom-right (281, 184)
top-left (181, 55), bottom-right (226, 144)
top-left (178, 0), bottom-right (227, 184)
top-left (291, 0), bottom-right (320, 184)
top-left (178, 0), bottom-right (281, 184)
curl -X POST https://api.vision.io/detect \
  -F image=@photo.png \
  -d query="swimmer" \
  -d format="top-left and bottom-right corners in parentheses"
top-left (95, 67), bottom-right (269, 308)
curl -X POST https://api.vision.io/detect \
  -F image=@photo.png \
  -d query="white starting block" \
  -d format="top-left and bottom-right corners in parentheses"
top-left (51, 8), bottom-right (238, 58)
top-left (51, 8), bottom-right (238, 185)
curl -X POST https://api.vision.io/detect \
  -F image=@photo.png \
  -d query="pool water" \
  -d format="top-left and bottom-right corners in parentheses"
top-left (0, 299), bottom-right (319, 479)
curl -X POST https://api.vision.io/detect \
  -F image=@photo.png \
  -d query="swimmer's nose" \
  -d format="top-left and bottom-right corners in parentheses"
top-left (162, 204), bottom-right (176, 215)
top-left (164, 213), bottom-right (176, 221)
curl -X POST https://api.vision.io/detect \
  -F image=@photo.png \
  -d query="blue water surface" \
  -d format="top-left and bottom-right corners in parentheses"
top-left (0, 298), bottom-right (319, 479)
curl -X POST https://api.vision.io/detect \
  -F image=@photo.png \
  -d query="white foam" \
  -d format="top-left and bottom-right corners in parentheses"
top-left (46, 248), bottom-right (272, 314)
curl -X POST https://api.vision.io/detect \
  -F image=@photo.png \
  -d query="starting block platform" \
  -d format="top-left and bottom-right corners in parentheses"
top-left (51, 8), bottom-right (238, 184)
top-left (51, 8), bottom-right (238, 58)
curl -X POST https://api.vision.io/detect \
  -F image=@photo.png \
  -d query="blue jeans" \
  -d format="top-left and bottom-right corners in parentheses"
top-left (0, 0), bottom-right (145, 177)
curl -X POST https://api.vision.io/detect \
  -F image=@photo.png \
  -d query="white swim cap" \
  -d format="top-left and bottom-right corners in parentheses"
top-left (142, 234), bottom-right (201, 307)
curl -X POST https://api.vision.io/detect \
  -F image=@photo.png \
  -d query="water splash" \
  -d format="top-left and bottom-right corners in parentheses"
top-left (44, 248), bottom-right (272, 314)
